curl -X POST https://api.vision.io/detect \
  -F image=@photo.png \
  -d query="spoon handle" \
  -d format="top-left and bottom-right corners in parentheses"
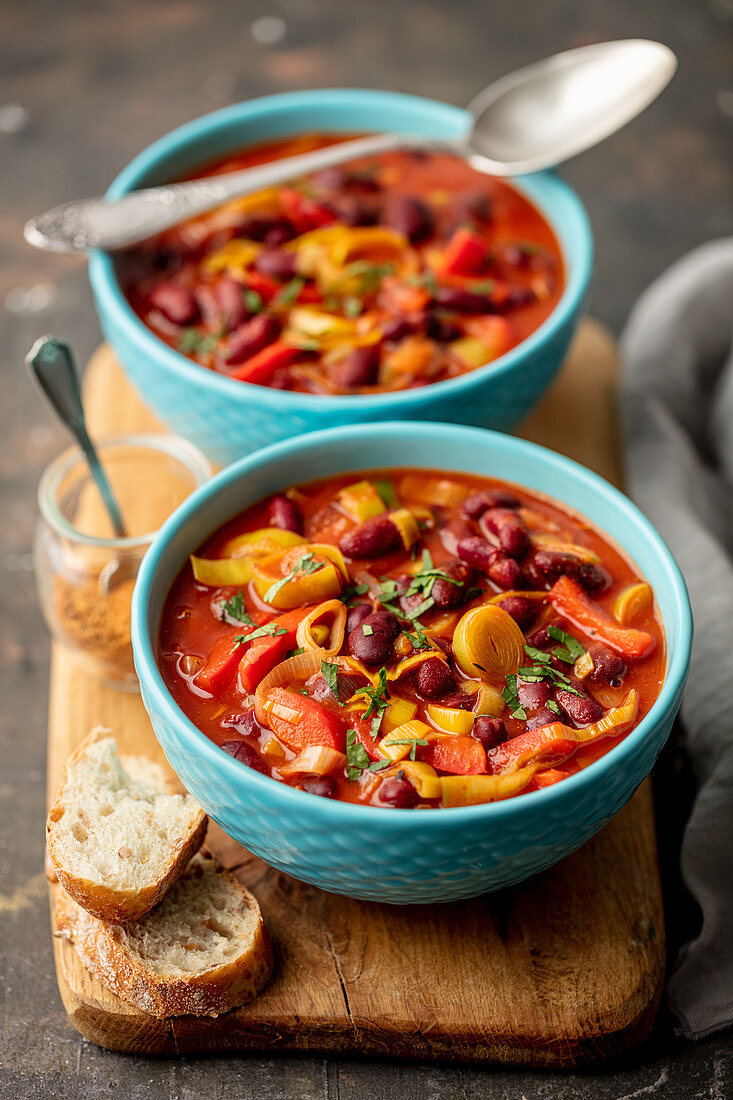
top-left (25, 131), bottom-right (451, 254)
top-left (26, 337), bottom-right (128, 538)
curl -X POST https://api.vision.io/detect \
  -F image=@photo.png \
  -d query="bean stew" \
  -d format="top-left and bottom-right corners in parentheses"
top-left (158, 469), bottom-right (666, 808)
top-left (120, 134), bottom-right (564, 394)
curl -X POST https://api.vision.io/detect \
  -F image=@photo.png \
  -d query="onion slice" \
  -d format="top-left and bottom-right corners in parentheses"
top-left (254, 648), bottom-right (329, 726)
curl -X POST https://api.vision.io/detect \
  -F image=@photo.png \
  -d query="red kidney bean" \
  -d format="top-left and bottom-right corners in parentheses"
top-left (438, 691), bottom-right (475, 710)
top-left (424, 312), bottom-right (462, 342)
top-left (216, 276), bottom-right (251, 332)
top-left (148, 283), bottom-right (199, 326)
top-left (461, 490), bottom-right (520, 519)
top-left (457, 535), bottom-right (497, 572)
top-left (381, 317), bottom-right (414, 343)
top-left (237, 214), bottom-right (295, 243)
top-left (193, 284), bottom-right (222, 327)
top-left (503, 244), bottom-right (552, 271)
top-left (434, 286), bottom-right (493, 314)
top-left (220, 739), bottom-right (267, 773)
top-left (335, 345), bottom-right (380, 389)
top-left (346, 602), bottom-right (373, 634)
top-left (431, 559), bottom-right (475, 609)
top-left (532, 550), bottom-right (606, 591)
top-left (385, 196), bottom-right (433, 242)
top-left (224, 314), bottom-right (280, 366)
top-left (301, 774), bottom-right (337, 798)
top-left (488, 555), bottom-right (525, 590)
top-left (348, 621), bottom-right (394, 666)
top-left (472, 716), bottom-right (506, 749)
top-left (517, 678), bottom-right (550, 709)
top-left (588, 645), bottom-right (626, 685)
top-left (501, 286), bottom-right (537, 312)
top-left (416, 657), bottom-right (456, 698)
top-left (525, 708), bottom-right (558, 730)
top-left (378, 775), bottom-right (419, 807)
top-left (267, 494), bottom-right (303, 534)
top-left (221, 711), bottom-right (262, 737)
top-left (454, 190), bottom-right (492, 223)
top-left (480, 507), bottom-right (530, 559)
top-left (340, 514), bottom-right (402, 558)
top-left (254, 249), bottom-right (297, 281)
top-left (526, 626), bottom-right (551, 649)
top-left (327, 195), bottom-right (376, 226)
top-left (498, 595), bottom-right (538, 631)
top-left (555, 684), bottom-right (604, 726)
top-left (364, 610), bottom-right (402, 641)
top-left (312, 166), bottom-right (348, 191)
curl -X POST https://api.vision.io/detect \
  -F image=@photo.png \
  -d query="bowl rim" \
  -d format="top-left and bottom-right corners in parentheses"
top-left (132, 420), bottom-right (692, 823)
top-left (89, 87), bottom-right (593, 411)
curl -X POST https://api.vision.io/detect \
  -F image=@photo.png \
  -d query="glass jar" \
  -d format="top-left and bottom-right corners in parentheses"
top-left (35, 433), bottom-right (212, 690)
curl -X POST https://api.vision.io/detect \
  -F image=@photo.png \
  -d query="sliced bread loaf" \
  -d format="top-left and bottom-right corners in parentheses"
top-left (53, 852), bottom-right (274, 1017)
top-left (47, 734), bottom-right (207, 923)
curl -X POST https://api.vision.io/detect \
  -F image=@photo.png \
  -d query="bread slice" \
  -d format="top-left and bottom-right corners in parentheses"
top-left (47, 734), bottom-right (207, 924)
top-left (53, 852), bottom-right (274, 1017)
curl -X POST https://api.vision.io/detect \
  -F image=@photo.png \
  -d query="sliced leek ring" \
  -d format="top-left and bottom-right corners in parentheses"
top-left (453, 604), bottom-right (525, 683)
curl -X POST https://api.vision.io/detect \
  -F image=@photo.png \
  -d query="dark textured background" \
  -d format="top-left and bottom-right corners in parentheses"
top-left (2, 1), bottom-right (732, 1096)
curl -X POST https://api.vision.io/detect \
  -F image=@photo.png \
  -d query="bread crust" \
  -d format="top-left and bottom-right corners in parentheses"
top-left (46, 732), bottom-right (207, 924)
top-left (53, 856), bottom-right (274, 1018)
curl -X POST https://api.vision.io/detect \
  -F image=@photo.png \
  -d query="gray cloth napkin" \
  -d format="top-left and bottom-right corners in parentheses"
top-left (620, 238), bottom-right (733, 1040)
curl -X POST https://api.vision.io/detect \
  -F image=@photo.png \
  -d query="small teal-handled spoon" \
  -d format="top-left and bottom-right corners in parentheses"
top-left (26, 336), bottom-right (128, 539)
top-left (24, 39), bottom-right (676, 254)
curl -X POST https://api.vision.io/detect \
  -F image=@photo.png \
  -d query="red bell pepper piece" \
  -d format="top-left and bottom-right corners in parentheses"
top-left (243, 271), bottom-right (280, 303)
top-left (485, 727), bottom-right (578, 776)
top-left (262, 687), bottom-right (346, 751)
top-left (549, 576), bottom-right (655, 660)
top-left (197, 629), bottom-right (253, 694)
top-left (279, 187), bottom-right (336, 232)
top-left (420, 735), bottom-right (486, 775)
top-left (229, 339), bottom-right (299, 384)
top-left (237, 607), bottom-right (309, 693)
top-left (441, 228), bottom-right (490, 276)
top-left (353, 720), bottom-right (381, 761)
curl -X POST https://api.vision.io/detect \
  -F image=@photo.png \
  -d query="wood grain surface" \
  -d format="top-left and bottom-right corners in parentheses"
top-left (47, 320), bottom-right (665, 1066)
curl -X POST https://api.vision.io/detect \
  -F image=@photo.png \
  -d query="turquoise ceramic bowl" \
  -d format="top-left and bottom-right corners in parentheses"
top-left (132, 422), bottom-right (691, 904)
top-left (90, 90), bottom-right (592, 467)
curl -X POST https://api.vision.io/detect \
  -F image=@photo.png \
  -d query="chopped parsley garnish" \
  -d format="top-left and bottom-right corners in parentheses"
top-left (362, 624), bottom-right (374, 636)
top-left (291, 337), bottom-right (321, 352)
top-left (469, 279), bottom-right (496, 295)
top-left (339, 582), bottom-right (370, 606)
top-left (340, 260), bottom-right (395, 292)
top-left (375, 551), bottom-right (459, 624)
top-left (232, 623), bottom-right (288, 648)
top-left (406, 270), bottom-right (439, 295)
top-left (353, 666), bottom-right (391, 737)
top-left (273, 277), bottom-right (305, 307)
top-left (321, 660), bottom-right (341, 702)
top-left (387, 736), bottom-right (429, 761)
top-left (373, 479), bottom-right (399, 509)
top-left (547, 625), bottom-right (587, 664)
top-left (368, 758), bottom-right (392, 772)
top-left (264, 552), bottom-right (323, 604)
top-left (343, 296), bottom-right (363, 318)
top-left (547, 700), bottom-right (561, 715)
top-left (220, 591), bottom-right (255, 627)
top-left (243, 289), bottom-right (263, 314)
top-left (287, 647), bottom-right (305, 659)
top-left (502, 674), bottom-right (526, 720)
top-left (346, 728), bottom-right (371, 780)
top-left (403, 622), bottom-right (431, 651)
top-left (177, 328), bottom-right (221, 356)
top-left (464, 586), bottom-right (484, 602)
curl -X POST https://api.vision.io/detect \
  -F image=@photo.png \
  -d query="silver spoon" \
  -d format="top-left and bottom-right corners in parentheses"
top-left (24, 39), bottom-right (676, 255)
top-left (26, 336), bottom-right (128, 538)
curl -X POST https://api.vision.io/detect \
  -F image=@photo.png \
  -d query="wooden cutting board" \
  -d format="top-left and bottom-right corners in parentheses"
top-left (47, 320), bottom-right (665, 1067)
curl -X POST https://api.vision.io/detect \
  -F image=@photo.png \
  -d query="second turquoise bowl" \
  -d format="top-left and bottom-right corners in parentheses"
top-left (131, 422), bottom-right (691, 904)
top-left (90, 90), bottom-right (593, 466)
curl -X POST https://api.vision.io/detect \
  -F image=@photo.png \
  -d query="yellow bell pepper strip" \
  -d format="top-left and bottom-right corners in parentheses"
top-left (398, 474), bottom-right (467, 509)
top-left (612, 582), bottom-right (653, 624)
top-left (202, 239), bottom-right (262, 276)
top-left (221, 527), bottom-right (305, 559)
top-left (549, 577), bottom-right (655, 659)
top-left (390, 508), bottom-right (421, 550)
top-left (378, 719), bottom-right (432, 763)
top-left (190, 555), bottom-right (257, 587)
top-left (336, 480), bottom-right (386, 523)
top-left (486, 689), bottom-right (639, 775)
top-left (261, 687), bottom-right (346, 752)
top-left (440, 767), bottom-right (536, 807)
top-left (252, 545), bottom-right (344, 609)
top-left (380, 697), bottom-right (418, 734)
top-left (380, 761), bottom-right (442, 800)
top-left (449, 337), bottom-right (492, 370)
top-left (237, 607), bottom-right (311, 693)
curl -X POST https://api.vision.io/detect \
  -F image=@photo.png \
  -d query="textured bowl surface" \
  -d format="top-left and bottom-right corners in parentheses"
top-left (132, 422), bottom-right (691, 904)
top-left (90, 89), bottom-right (593, 466)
